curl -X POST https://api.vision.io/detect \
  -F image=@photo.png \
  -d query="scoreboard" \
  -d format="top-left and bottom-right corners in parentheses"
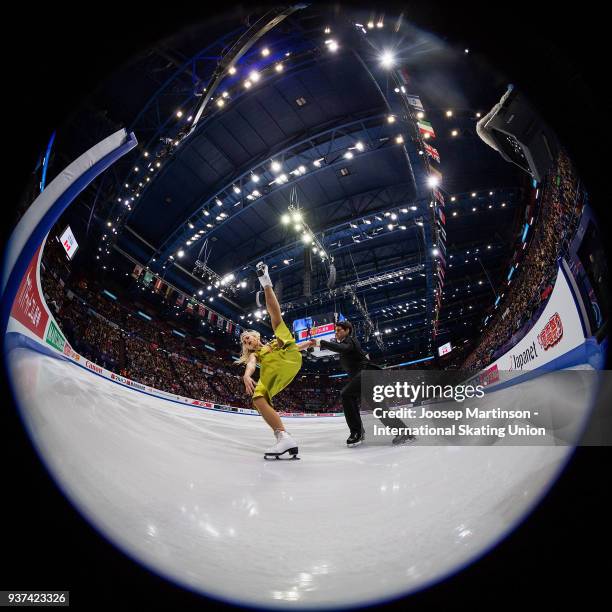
top-left (296, 322), bottom-right (337, 357)
top-left (59, 226), bottom-right (79, 260)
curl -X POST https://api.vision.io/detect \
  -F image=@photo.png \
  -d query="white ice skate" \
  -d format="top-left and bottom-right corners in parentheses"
top-left (255, 261), bottom-right (273, 288)
top-left (264, 430), bottom-right (300, 460)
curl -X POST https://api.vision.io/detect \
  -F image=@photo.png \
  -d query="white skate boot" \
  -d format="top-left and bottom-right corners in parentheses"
top-left (264, 430), bottom-right (299, 460)
top-left (256, 261), bottom-right (273, 288)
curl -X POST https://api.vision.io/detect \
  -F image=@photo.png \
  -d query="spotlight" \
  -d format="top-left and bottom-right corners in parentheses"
top-left (355, 141), bottom-right (364, 151)
top-left (327, 40), bottom-right (339, 52)
top-left (344, 151), bottom-right (354, 159)
top-left (271, 160), bottom-right (282, 173)
top-left (291, 211), bottom-right (302, 222)
top-left (217, 99), bottom-right (225, 108)
top-left (275, 63), bottom-right (284, 72)
top-left (177, 250), bottom-right (185, 258)
top-left (228, 66), bottom-right (236, 75)
top-left (446, 110), bottom-right (453, 117)
top-left (176, 110), bottom-right (183, 118)
top-left (302, 233), bottom-right (312, 244)
top-left (432, 247), bottom-right (440, 256)
top-left (417, 112), bottom-right (425, 119)
top-left (387, 115), bottom-right (396, 123)
top-left (249, 70), bottom-right (260, 82)
top-left (261, 47), bottom-right (270, 57)
top-left (244, 80), bottom-right (252, 89)
top-left (395, 135), bottom-right (404, 144)
top-left (379, 50), bottom-right (395, 69)
top-left (427, 176), bottom-right (440, 188)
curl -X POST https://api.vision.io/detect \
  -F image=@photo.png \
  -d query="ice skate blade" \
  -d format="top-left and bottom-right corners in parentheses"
top-left (392, 437), bottom-right (416, 446)
top-left (347, 440), bottom-right (364, 447)
top-left (264, 447), bottom-right (300, 460)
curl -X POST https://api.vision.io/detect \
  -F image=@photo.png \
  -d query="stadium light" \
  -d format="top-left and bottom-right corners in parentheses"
top-left (379, 50), bottom-right (395, 69)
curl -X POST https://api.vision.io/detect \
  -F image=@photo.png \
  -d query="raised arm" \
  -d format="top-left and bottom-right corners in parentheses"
top-left (243, 353), bottom-right (258, 395)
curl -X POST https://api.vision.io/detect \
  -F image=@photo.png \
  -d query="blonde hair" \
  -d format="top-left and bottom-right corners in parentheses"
top-left (237, 329), bottom-right (262, 365)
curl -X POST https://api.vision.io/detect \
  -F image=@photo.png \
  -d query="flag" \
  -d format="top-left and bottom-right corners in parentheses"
top-left (407, 95), bottom-right (424, 111)
top-left (417, 120), bottom-right (435, 138)
top-left (433, 189), bottom-right (445, 208)
top-left (436, 220), bottom-right (447, 242)
top-left (198, 304), bottom-right (206, 317)
top-left (131, 264), bottom-right (143, 280)
top-left (437, 206), bottom-right (446, 226)
top-left (424, 142), bottom-right (440, 163)
top-left (176, 293), bottom-right (185, 307)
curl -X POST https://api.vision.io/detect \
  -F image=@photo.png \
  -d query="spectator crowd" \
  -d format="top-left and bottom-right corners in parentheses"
top-left (463, 151), bottom-right (584, 370)
top-left (41, 243), bottom-right (342, 413)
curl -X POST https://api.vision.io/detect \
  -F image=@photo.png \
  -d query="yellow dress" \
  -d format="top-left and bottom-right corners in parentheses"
top-left (252, 320), bottom-right (302, 406)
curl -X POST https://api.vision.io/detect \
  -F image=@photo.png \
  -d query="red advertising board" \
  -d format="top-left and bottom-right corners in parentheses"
top-left (10, 246), bottom-right (49, 339)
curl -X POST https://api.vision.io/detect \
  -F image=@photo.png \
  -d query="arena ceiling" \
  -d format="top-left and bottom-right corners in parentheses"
top-left (57, 4), bottom-right (525, 364)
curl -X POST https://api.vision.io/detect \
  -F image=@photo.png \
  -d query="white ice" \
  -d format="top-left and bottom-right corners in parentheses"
top-left (8, 347), bottom-right (583, 609)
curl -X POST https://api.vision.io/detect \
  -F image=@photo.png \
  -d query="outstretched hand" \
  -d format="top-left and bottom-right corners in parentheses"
top-left (243, 376), bottom-right (257, 395)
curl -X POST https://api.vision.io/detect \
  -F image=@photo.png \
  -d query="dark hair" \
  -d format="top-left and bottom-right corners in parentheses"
top-left (335, 320), bottom-right (353, 335)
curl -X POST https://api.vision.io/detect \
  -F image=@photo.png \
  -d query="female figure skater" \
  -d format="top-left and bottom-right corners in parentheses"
top-left (238, 262), bottom-right (315, 459)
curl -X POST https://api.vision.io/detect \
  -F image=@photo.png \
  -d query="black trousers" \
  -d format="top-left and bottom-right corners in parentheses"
top-left (340, 368), bottom-right (407, 434)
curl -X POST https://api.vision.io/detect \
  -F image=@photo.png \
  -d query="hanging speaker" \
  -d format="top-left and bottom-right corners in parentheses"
top-left (275, 279), bottom-right (283, 302)
top-left (327, 261), bottom-right (336, 289)
top-left (303, 248), bottom-right (312, 297)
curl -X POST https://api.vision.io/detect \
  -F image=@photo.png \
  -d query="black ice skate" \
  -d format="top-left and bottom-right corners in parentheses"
top-left (392, 433), bottom-right (416, 446)
top-left (346, 429), bottom-right (365, 447)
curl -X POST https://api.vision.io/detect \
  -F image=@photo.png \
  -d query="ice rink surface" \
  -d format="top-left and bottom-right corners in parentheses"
top-left (9, 347), bottom-right (578, 609)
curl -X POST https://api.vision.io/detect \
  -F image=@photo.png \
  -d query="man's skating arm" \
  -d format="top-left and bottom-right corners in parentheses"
top-left (318, 338), bottom-right (354, 354)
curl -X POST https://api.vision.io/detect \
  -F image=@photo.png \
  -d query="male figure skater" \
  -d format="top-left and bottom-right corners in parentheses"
top-left (316, 321), bottom-right (414, 446)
